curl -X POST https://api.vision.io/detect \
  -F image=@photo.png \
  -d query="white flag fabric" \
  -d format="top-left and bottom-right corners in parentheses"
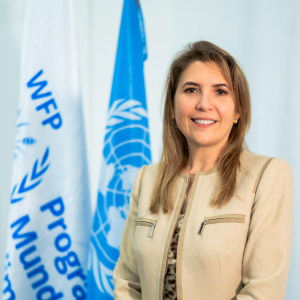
top-left (2, 1), bottom-right (91, 299)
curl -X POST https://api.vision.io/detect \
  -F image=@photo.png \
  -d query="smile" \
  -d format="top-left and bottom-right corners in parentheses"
top-left (191, 118), bottom-right (217, 125)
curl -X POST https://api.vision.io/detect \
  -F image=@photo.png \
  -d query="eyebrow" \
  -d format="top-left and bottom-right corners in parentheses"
top-left (212, 83), bottom-right (229, 88)
top-left (182, 82), bottom-right (200, 88)
top-left (181, 82), bottom-right (230, 89)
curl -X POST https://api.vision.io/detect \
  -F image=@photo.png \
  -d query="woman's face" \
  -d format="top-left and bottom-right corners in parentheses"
top-left (173, 61), bottom-right (240, 150)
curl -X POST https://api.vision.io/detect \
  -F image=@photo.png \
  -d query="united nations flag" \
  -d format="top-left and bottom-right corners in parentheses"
top-left (3, 1), bottom-right (91, 299)
top-left (87, 0), bottom-right (151, 298)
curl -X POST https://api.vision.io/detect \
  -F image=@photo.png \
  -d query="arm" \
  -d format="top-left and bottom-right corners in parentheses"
top-left (237, 158), bottom-right (293, 299)
top-left (113, 166), bottom-right (146, 300)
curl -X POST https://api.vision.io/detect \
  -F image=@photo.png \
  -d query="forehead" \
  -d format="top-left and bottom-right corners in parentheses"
top-left (179, 61), bottom-right (228, 85)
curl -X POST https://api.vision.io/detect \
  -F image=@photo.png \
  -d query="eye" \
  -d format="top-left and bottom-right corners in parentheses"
top-left (216, 89), bottom-right (228, 96)
top-left (184, 88), bottom-right (198, 93)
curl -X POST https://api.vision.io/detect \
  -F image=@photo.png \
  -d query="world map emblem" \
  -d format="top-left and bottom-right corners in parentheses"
top-left (89, 99), bottom-right (151, 296)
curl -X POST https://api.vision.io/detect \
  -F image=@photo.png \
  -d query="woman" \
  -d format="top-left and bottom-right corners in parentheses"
top-left (113, 41), bottom-right (293, 300)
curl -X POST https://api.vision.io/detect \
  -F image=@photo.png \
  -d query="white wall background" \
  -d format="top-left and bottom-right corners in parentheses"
top-left (0, 0), bottom-right (299, 298)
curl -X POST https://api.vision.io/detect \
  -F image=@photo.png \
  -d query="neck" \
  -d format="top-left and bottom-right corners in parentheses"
top-left (183, 142), bottom-right (225, 175)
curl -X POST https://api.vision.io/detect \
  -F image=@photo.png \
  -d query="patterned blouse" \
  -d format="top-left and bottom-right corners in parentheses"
top-left (163, 213), bottom-right (185, 300)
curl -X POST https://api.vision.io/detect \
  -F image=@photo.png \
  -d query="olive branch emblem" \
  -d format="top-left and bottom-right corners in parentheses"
top-left (105, 99), bottom-right (148, 134)
top-left (10, 147), bottom-right (50, 204)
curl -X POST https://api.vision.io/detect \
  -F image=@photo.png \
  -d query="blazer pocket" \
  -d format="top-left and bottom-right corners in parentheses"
top-left (136, 218), bottom-right (157, 238)
top-left (198, 214), bottom-right (245, 235)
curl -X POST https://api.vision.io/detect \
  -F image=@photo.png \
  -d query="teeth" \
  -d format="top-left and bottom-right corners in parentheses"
top-left (194, 119), bottom-right (215, 124)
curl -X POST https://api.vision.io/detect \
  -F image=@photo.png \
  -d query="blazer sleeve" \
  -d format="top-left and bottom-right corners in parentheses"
top-left (113, 166), bottom-right (145, 300)
top-left (237, 158), bottom-right (294, 299)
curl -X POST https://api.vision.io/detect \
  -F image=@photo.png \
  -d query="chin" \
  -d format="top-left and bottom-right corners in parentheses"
top-left (192, 139), bottom-right (214, 147)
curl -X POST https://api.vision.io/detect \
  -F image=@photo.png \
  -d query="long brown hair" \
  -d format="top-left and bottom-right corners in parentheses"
top-left (150, 41), bottom-right (251, 214)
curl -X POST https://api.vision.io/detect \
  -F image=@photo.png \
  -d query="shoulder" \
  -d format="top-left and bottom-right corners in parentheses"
top-left (241, 150), bottom-right (292, 173)
top-left (139, 163), bottom-right (159, 186)
top-left (240, 150), bottom-right (271, 173)
top-left (132, 163), bottom-right (159, 193)
top-left (134, 163), bottom-right (159, 179)
top-left (240, 150), bottom-right (293, 193)
top-left (142, 162), bottom-right (159, 174)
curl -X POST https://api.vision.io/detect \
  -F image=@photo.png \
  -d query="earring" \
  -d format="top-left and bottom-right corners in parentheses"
top-left (172, 114), bottom-right (178, 129)
top-left (234, 119), bottom-right (238, 124)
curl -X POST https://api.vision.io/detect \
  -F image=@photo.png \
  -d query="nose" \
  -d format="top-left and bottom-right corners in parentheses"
top-left (196, 91), bottom-right (213, 111)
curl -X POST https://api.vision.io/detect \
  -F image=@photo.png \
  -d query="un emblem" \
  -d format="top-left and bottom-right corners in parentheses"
top-left (89, 99), bottom-right (151, 296)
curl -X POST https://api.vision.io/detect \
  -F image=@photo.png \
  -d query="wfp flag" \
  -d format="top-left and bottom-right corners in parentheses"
top-left (2, 1), bottom-right (91, 300)
top-left (87, 0), bottom-right (151, 298)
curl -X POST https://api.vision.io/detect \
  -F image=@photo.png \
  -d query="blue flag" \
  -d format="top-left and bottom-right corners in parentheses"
top-left (2, 1), bottom-right (91, 299)
top-left (87, 0), bottom-right (151, 298)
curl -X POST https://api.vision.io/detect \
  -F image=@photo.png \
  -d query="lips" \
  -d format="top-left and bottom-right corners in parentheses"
top-left (191, 118), bottom-right (217, 125)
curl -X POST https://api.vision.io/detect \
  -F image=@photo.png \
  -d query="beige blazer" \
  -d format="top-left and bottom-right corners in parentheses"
top-left (113, 151), bottom-right (293, 300)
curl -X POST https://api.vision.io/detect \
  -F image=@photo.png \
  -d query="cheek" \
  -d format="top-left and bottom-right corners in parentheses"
top-left (175, 102), bottom-right (188, 126)
top-left (175, 98), bottom-right (192, 122)
top-left (218, 102), bottom-right (236, 125)
top-left (174, 100), bottom-right (192, 136)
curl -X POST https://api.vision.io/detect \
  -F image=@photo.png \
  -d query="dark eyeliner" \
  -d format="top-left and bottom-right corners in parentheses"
top-left (185, 88), bottom-right (197, 93)
top-left (216, 89), bottom-right (228, 95)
